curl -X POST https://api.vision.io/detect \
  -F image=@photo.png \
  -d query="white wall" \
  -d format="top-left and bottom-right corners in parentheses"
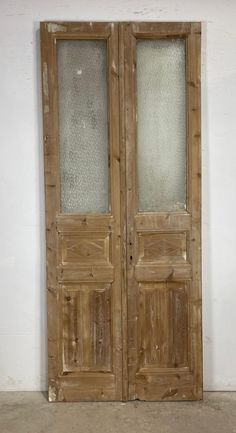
top-left (0, 0), bottom-right (236, 391)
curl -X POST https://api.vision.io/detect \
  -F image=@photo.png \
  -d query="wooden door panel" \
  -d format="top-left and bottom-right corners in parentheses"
top-left (122, 22), bottom-right (202, 401)
top-left (42, 21), bottom-right (201, 402)
top-left (136, 371), bottom-right (195, 401)
top-left (58, 265), bottom-right (114, 283)
top-left (41, 22), bottom-right (122, 401)
top-left (135, 264), bottom-right (192, 281)
top-left (54, 373), bottom-right (116, 402)
top-left (60, 233), bottom-right (111, 265)
top-left (57, 215), bottom-right (115, 284)
top-left (135, 212), bottom-right (191, 231)
top-left (61, 283), bottom-right (111, 372)
top-left (138, 282), bottom-right (188, 370)
top-left (137, 232), bottom-right (187, 263)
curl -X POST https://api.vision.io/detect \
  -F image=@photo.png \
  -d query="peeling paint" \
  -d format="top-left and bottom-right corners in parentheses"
top-left (47, 23), bottom-right (66, 33)
top-left (43, 62), bottom-right (49, 98)
top-left (44, 105), bottom-right (49, 113)
top-left (48, 385), bottom-right (57, 402)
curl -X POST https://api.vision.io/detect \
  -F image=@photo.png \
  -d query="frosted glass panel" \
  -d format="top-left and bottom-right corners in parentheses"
top-left (57, 40), bottom-right (109, 213)
top-left (137, 39), bottom-right (186, 212)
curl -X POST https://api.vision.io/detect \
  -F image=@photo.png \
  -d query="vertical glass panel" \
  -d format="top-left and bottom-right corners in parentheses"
top-left (137, 39), bottom-right (186, 212)
top-left (57, 40), bottom-right (109, 213)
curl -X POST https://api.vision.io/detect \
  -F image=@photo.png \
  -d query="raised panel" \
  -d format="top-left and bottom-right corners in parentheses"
top-left (135, 264), bottom-right (192, 281)
top-left (60, 233), bottom-right (111, 265)
top-left (138, 282), bottom-right (188, 370)
top-left (62, 284), bottom-right (111, 373)
top-left (138, 232), bottom-right (187, 263)
top-left (58, 265), bottom-right (114, 283)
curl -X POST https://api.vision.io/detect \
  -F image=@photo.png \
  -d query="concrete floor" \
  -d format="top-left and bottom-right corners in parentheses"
top-left (0, 392), bottom-right (236, 433)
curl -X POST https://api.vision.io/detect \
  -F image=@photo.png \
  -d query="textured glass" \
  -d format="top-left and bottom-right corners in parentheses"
top-left (137, 39), bottom-right (186, 212)
top-left (57, 40), bottom-right (109, 213)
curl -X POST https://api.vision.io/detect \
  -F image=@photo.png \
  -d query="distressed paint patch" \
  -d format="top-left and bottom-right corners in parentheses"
top-left (48, 385), bottom-right (57, 402)
top-left (43, 62), bottom-right (49, 98)
top-left (44, 105), bottom-right (49, 113)
top-left (47, 23), bottom-right (66, 33)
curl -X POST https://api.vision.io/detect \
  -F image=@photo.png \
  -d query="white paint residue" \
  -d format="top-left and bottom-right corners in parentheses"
top-left (47, 23), bottom-right (66, 33)
top-left (77, 69), bottom-right (82, 75)
top-left (48, 386), bottom-right (57, 402)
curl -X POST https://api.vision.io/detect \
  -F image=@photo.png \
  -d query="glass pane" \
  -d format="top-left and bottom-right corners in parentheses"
top-left (57, 40), bottom-right (109, 213)
top-left (137, 39), bottom-right (186, 212)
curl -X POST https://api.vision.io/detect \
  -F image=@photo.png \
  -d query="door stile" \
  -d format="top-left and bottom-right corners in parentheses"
top-left (118, 23), bottom-right (128, 401)
top-left (41, 23), bottom-right (61, 399)
top-left (122, 23), bottom-right (139, 400)
top-left (186, 23), bottom-right (202, 398)
top-left (107, 23), bottom-right (123, 400)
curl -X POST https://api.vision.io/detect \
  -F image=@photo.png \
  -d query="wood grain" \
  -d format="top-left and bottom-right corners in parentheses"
top-left (41, 21), bottom-right (202, 402)
top-left (137, 232), bottom-right (187, 263)
top-left (186, 22), bottom-right (202, 399)
top-left (62, 284), bottom-right (111, 372)
top-left (41, 21), bottom-right (122, 401)
top-left (123, 22), bottom-right (202, 401)
top-left (138, 282), bottom-right (188, 369)
top-left (59, 233), bottom-right (111, 265)
top-left (119, 23), bottom-right (128, 401)
top-left (40, 22), bottom-right (60, 399)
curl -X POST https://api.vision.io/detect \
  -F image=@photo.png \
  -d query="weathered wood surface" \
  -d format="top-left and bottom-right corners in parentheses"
top-left (122, 21), bottom-right (202, 401)
top-left (41, 21), bottom-right (202, 402)
top-left (41, 21), bottom-right (122, 402)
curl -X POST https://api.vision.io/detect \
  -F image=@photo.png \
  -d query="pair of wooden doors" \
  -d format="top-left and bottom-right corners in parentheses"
top-left (41, 21), bottom-right (202, 401)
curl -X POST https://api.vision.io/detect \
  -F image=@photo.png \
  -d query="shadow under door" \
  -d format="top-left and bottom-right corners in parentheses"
top-left (41, 21), bottom-right (202, 401)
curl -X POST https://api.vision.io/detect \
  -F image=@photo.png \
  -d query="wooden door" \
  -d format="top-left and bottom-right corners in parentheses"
top-left (41, 21), bottom-right (202, 402)
top-left (41, 22), bottom-right (122, 401)
top-left (122, 22), bottom-right (202, 400)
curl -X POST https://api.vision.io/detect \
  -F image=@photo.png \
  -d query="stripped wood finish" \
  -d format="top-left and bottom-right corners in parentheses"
top-left (138, 282), bottom-right (188, 369)
top-left (62, 284), bottom-right (111, 372)
top-left (41, 22), bottom-right (122, 401)
top-left (41, 21), bottom-right (202, 402)
top-left (59, 233), bottom-right (111, 265)
top-left (121, 22), bottom-right (202, 401)
top-left (137, 232), bottom-right (187, 263)
top-left (135, 263), bottom-right (192, 281)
